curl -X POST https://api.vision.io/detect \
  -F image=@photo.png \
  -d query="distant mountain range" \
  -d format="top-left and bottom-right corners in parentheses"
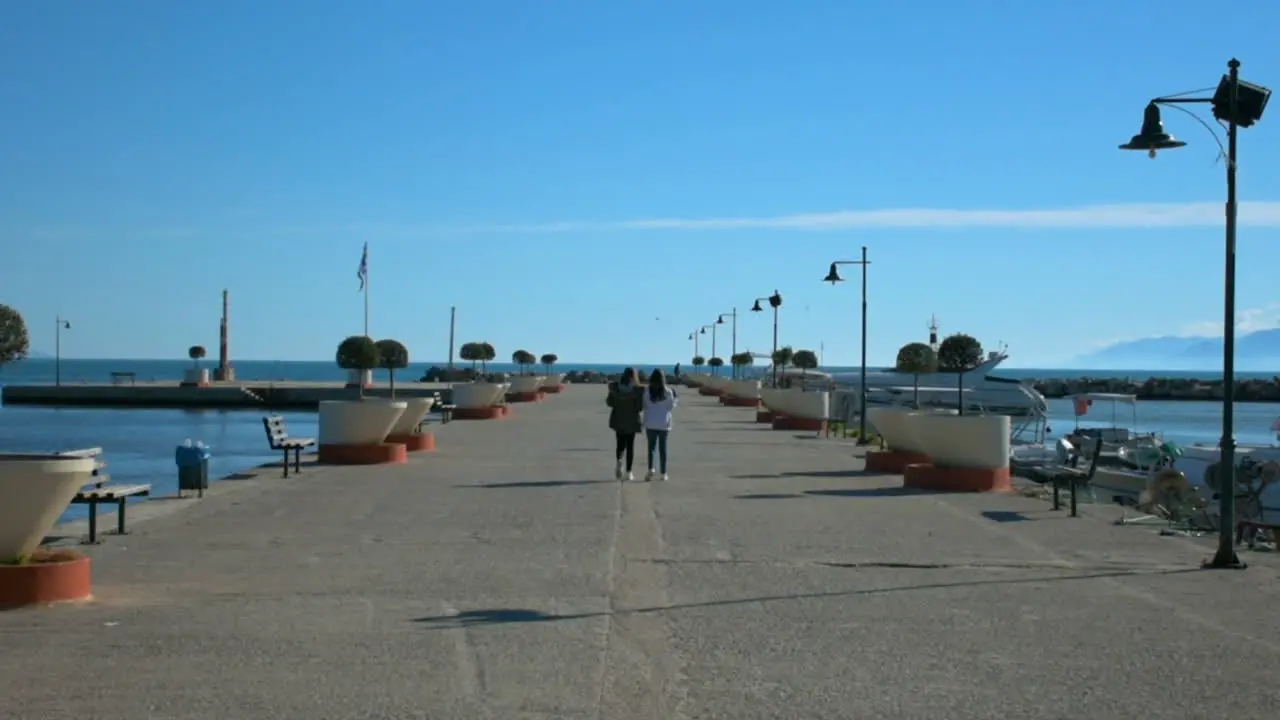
top-left (1071, 329), bottom-right (1280, 371)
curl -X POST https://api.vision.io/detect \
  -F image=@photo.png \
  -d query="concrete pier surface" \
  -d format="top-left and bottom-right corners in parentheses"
top-left (0, 379), bottom-right (453, 409)
top-left (3, 387), bottom-right (1280, 719)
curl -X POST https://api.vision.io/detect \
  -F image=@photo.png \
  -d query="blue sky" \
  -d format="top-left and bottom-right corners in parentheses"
top-left (2, 0), bottom-right (1279, 368)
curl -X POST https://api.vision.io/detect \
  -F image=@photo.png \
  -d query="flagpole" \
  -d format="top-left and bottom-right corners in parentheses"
top-left (362, 243), bottom-right (370, 337)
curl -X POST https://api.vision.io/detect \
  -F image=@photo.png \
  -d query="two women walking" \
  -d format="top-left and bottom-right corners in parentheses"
top-left (606, 367), bottom-right (678, 481)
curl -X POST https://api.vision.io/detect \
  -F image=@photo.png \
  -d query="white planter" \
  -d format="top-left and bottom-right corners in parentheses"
top-left (728, 379), bottom-right (761, 399)
top-left (868, 408), bottom-right (917, 452)
top-left (540, 373), bottom-right (564, 389)
top-left (182, 368), bottom-right (210, 385)
top-left (318, 399), bottom-right (407, 446)
top-left (0, 454), bottom-right (97, 560)
top-left (347, 369), bottom-right (373, 387)
top-left (452, 382), bottom-right (509, 409)
top-left (508, 376), bottom-right (546, 394)
top-left (387, 397), bottom-right (436, 437)
top-left (910, 414), bottom-right (1010, 469)
top-left (792, 390), bottom-right (829, 420)
top-left (759, 387), bottom-right (783, 412)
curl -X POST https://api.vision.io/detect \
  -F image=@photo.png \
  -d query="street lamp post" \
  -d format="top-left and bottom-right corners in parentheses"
top-left (55, 316), bottom-right (71, 387)
top-left (823, 246), bottom-right (872, 443)
top-left (697, 324), bottom-right (712, 374)
top-left (688, 331), bottom-right (700, 362)
top-left (717, 309), bottom-right (737, 378)
top-left (751, 291), bottom-right (783, 386)
top-left (1119, 58), bottom-right (1269, 570)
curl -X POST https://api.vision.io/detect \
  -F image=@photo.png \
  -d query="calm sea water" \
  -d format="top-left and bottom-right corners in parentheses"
top-left (3, 359), bottom-right (1279, 524)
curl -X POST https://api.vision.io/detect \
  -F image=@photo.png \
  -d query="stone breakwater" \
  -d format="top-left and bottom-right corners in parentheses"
top-left (1033, 376), bottom-right (1280, 402)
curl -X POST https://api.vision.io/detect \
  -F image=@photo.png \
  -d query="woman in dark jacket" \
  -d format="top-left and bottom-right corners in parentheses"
top-left (606, 367), bottom-right (645, 480)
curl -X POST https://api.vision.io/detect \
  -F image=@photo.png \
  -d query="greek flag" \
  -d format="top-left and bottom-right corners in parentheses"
top-left (357, 242), bottom-right (368, 291)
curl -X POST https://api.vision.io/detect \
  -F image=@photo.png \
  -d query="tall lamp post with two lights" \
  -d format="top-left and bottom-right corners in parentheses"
top-left (55, 316), bottom-right (71, 387)
top-left (751, 291), bottom-right (783, 386)
top-left (717, 309), bottom-right (737, 378)
top-left (823, 247), bottom-right (871, 443)
top-left (1119, 58), bottom-right (1270, 570)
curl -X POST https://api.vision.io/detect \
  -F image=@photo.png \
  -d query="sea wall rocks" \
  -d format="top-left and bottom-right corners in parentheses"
top-left (1032, 376), bottom-right (1280, 402)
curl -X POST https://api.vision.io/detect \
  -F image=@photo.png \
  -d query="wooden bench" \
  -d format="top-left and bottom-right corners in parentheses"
top-left (434, 392), bottom-right (455, 424)
top-left (263, 415), bottom-right (315, 478)
top-left (71, 474), bottom-right (151, 544)
top-left (109, 371), bottom-right (136, 386)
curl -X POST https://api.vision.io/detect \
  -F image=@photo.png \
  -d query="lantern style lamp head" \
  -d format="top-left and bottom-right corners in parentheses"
top-left (750, 299), bottom-right (763, 312)
top-left (769, 290), bottom-right (782, 309)
top-left (823, 263), bottom-right (843, 285)
top-left (1119, 103), bottom-right (1187, 158)
top-left (700, 327), bottom-right (706, 334)
top-left (717, 315), bottom-right (726, 325)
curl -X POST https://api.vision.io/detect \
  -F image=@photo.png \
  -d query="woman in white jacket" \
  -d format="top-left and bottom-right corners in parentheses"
top-left (642, 368), bottom-right (679, 481)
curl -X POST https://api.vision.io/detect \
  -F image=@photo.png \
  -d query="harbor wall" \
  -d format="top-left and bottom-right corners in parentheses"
top-left (0, 382), bottom-right (454, 410)
top-left (1031, 376), bottom-right (1280, 402)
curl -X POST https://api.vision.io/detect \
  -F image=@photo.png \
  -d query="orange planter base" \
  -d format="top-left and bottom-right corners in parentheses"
top-left (903, 463), bottom-right (1012, 493)
top-left (388, 432), bottom-right (436, 452)
top-left (698, 387), bottom-right (723, 397)
top-left (772, 415), bottom-right (825, 432)
top-left (499, 405), bottom-right (512, 418)
top-left (721, 396), bottom-right (760, 407)
top-left (507, 391), bottom-right (541, 403)
top-left (454, 406), bottom-right (504, 420)
top-left (756, 410), bottom-right (775, 423)
top-left (541, 385), bottom-right (566, 394)
top-left (318, 442), bottom-right (408, 465)
top-left (0, 552), bottom-right (92, 609)
top-left (865, 450), bottom-right (931, 474)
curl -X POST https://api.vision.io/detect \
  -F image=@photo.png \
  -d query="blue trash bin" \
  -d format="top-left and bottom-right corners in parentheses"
top-left (175, 440), bottom-right (212, 497)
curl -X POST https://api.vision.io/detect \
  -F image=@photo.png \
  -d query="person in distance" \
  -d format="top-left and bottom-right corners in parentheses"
top-left (606, 367), bottom-right (645, 481)
top-left (642, 368), bottom-right (678, 481)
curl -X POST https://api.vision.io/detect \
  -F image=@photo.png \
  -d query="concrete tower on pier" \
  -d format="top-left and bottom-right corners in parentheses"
top-left (215, 289), bottom-right (235, 381)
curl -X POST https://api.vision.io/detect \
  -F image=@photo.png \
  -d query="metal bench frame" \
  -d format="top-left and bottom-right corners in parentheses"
top-left (72, 477), bottom-right (151, 544)
top-left (263, 415), bottom-right (316, 478)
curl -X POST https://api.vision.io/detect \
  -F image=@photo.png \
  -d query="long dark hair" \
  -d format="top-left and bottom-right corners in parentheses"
top-left (620, 367), bottom-right (638, 386)
top-left (648, 368), bottom-right (667, 402)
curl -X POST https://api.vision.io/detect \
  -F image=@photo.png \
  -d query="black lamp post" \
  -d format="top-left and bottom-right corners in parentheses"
top-left (717, 309), bottom-right (737, 378)
top-left (698, 324), bottom-right (712, 374)
top-left (688, 331), bottom-right (699, 363)
top-left (1120, 58), bottom-right (1270, 570)
top-left (55, 316), bottom-right (71, 387)
top-left (824, 247), bottom-right (871, 443)
top-left (751, 291), bottom-right (783, 386)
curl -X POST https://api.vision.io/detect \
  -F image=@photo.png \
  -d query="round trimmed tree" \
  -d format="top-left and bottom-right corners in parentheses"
top-left (512, 349), bottom-right (536, 375)
top-left (708, 356), bottom-right (725, 370)
top-left (540, 353), bottom-right (558, 374)
top-left (791, 349), bottom-right (818, 370)
top-left (0, 304), bottom-right (29, 371)
top-left (375, 339), bottom-right (409, 397)
top-left (691, 355), bottom-right (706, 369)
top-left (336, 335), bottom-right (381, 396)
top-left (731, 351), bottom-right (754, 379)
top-left (459, 342), bottom-right (483, 370)
top-left (937, 333), bottom-right (984, 416)
top-left (480, 342), bottom-right (496, 374)
top-left (895, 342), bottom-right (937, 407)
top-left (188, 345), bottom-right (207, 369)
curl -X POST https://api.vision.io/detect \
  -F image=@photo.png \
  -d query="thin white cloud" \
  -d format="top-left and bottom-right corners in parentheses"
top-left (446, 201), bottom-right (1280, 234)
top-left (1179, 303), bottom-right (1280, 337)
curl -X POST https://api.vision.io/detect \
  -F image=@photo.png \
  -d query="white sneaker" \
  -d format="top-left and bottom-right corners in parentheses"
top-left (645, 469), bottom-right (656, 481)
top-left (626, 471), bottom-right (635, 481)
top-left (661, 473), bottom-right (669, 482)
top-left (614, 462), bottom-right (623, 480)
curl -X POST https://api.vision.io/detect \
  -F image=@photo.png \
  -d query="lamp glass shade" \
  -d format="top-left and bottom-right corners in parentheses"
top-left (1118, 103), bottom-right (1187, 151)
top-left (823, 263), bottom-right (843, 284)
top-left (750, 300), bottom-right (763, 312)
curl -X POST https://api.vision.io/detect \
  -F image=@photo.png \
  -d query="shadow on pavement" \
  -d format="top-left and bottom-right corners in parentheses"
top-left (411, 567), bottom-right (1200, 629)
top-left (731, 470), bottom-right (880, 480)
top-left (734, 492), bottom-right (805, 500)
top-left (804, 487), bottom-right (935, 498)
top-left (459, 480), bottom-right (616, 489)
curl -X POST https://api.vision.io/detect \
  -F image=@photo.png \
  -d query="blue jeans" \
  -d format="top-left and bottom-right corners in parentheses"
top-left (645, 429), bottom-right (669, 473)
